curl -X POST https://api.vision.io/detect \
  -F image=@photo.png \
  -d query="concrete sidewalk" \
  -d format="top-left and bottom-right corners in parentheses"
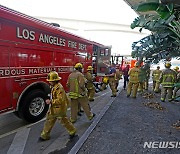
top-left (71, 89), bottom-right (180, 154)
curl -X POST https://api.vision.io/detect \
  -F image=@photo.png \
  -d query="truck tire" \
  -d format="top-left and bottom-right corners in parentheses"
top-left (19, 89), bottom-right (49, 123)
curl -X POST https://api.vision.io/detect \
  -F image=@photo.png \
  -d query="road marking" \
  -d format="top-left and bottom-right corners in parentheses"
top-left (0, 118), bottom-right (45, 139)
top-left (94, 91), bottom-right (111, 99)
top-left (7, 127), bottom-right (30, 154)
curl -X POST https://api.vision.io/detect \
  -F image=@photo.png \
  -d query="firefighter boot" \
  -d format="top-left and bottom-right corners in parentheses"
top-left (89, 113), bottom-right (96, 121)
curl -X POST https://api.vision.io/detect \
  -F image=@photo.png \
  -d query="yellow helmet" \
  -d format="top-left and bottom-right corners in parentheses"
top-left (47, 71), bottom-right (61, 82)
top-left (74, 63), bottom-right (83, 69)
top-left (103, 76), bottom-right (109, 84)
top-left (87, 66), bottom-right (93, 71)
top-left (165, 62), bottom-right (171, 68)
top-left (174, 66), bottom-right (179, 71)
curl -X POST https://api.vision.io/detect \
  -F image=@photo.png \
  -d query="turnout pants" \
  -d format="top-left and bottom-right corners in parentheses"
top-left (127, 82), bottom-right (139, 97)
top-left (70, 96), bottom-right (93, 122)
top-left (100, 83), bottom-right (107, 91)
top-left (41, 112), bottom-right (76, 140)
top-left (173, 87), bottom-right (179, 99)
top-left (153, 81), bottom-right (160, 92)
top-left (138, 82), bottom-right (144, 93)
top-left (161, 87), bottom-right (173, 101)
top-left (109, 78), bottom-right (117, 96)
top-left (87, 87), bottom-right (95, 101)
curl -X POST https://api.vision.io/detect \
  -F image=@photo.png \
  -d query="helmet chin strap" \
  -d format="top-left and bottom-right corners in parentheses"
top-left (78, 68), bottom-right (83, 73)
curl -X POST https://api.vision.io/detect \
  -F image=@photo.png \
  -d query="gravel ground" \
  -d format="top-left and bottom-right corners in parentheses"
top-left (78, 89), bottom-right (180, 154)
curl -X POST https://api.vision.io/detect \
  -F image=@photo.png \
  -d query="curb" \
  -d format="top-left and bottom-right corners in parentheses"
top-left (68, 88), bottom-right (122, 154)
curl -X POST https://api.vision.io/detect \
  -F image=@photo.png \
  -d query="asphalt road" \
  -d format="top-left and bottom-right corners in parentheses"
top-left (77, 87), bottom-right (180, 154)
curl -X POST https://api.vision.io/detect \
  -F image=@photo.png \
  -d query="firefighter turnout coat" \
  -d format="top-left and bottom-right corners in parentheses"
top-left (152, 68), bottom-right (162, 92)
top-left (173, 72), bottom-right (180, 99)
top-left (160, 68), bottom-right (177, 101)
top-left (127, 66), bottom-right (140, 98)
top-left (85, 71), bottom-right (95, 101)
top-left (67, 70), bottom-right (93, 122)
top-left (41, 83), bottom-right (76, 140)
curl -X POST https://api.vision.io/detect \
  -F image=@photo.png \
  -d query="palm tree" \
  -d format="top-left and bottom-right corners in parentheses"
top-left (130, 1), bottom-right (180, 63)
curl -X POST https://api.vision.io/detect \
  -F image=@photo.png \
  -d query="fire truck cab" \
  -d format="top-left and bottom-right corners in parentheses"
top-left (93, 44), bottom-right (111, 75)
top-left (92, 43), bottom-right (111, 91)
top-left (0, 5), bottom-right (111, 122)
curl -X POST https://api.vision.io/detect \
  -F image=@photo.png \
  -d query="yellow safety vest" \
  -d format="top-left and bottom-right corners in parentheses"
top-left (69, 78), bottom-right (83, 99)
top-left (162, 74), bottom-right (175, 87)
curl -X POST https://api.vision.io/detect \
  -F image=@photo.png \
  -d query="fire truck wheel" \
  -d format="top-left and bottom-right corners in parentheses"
top-left (19, 89), bottom-right (49, 123)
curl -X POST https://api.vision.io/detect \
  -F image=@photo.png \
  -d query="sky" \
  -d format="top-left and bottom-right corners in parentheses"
top-left (0, 0), bottom-right (149, 55)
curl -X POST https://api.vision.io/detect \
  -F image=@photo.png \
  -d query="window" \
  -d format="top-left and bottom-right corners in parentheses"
top-left (105, 49), bottom-right (109, 56)
top-left (100, 49), bottom-right (105, 56)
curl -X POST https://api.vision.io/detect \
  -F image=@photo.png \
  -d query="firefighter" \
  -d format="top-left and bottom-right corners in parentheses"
top-left (107, 63), bottom-right (117, 97)
top-left (115, 66), bottom-right (123, 90)
top-left (85, 66), bottom-right (95, 101)
top-left (174, 66), bottom-right (179, 75)
top-left (40, 71), bottom-right (76, 141)
top-left (67, 63), bottom-right (95, 123)
top-left (127, 62), bottom-right (140, 98)
top-left (160, 62), bottom-right (177, 102)
top-left (152, 66), bottom-right (162, 93)
top-left (138, 64), bottom-right (146, 93)
top-left (173, 71), bottom-right (180, 100)
top-left (100, 76), bottom-right (109, 91)
top-left (144, 63), bottom-right (151, 90)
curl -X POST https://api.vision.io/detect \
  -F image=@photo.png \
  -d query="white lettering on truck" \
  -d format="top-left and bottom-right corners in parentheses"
top-left (38, 33), bottom-right (66, 46)
top-left (16, 27), bottom-right (87, 51)
top-left (0, 67), bottom-right (74, 78)
top-left (16, 27), bottom-right (35, 41)
top-left (0, 68), bottom-right (26, 77)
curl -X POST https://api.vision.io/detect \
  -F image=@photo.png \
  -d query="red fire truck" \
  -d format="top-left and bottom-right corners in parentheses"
top-left (0, 5), bottom-right (111, 122)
